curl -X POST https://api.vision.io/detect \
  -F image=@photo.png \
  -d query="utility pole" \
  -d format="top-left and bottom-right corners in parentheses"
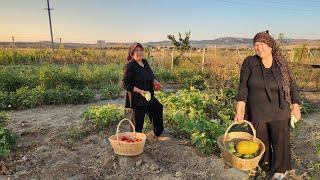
top-left (45, 0), bottom-right (54, 52)
top-left (59, 37), bottom-right (62, 48)
top-left (12, 36), bottom-right (15, 50)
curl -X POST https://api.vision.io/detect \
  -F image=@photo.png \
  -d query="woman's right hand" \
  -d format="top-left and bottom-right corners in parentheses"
top-left (139, 90), bottom-right (146, 97)
top-left (133, 87), bottom-right (146, 97)
top-left (234, 112), bottom-right (245, 123)
top-left (234, 101), bottom-right (246, 123)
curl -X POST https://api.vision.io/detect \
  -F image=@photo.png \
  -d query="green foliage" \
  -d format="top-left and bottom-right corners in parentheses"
top-left (10, 86), bottom-right (45, 109)
top-left (0, 111), bottom-right (10, 128)
top-left (0, 112), bottom-right (16, 157)
top-left (38, 65), bottom-right (86, 89)
top-left (293, 43), bottom-right (308, 63)
top-left (0, 64), bottom-right (122, 92)
top-left (63, 87), bottom-right (95, 104)
top-left (0, 127), bottom-right (16, 157)
top-left (157, 88), bottom-right (234, 154)
top-left (300, 94), bottom-right (316, 114)
top-left (82, 104), bottom-right (125, 129)
top-left (182, 75), bottom-right (208, 90)
top-left (0, 64), bottom-right (122, 109)
top-left (0, 91), bottom-right (10, 110)
top-left (0, 87), bottom-right (95, 110)
top-left (167, 31), bottom-right (192, 64)
top-left (99, 84), bottom-right (122, 100)
top-left (61, 123), bottom-right (90, 148)
top-left (153, 68), bottom-right (177, 83)
top-left (167, 31), bottom-right (191, 52)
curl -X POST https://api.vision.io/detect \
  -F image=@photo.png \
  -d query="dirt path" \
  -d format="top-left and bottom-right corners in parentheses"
top-left (1, 93), bottom-right (319, 179)
top-left (2, 99), bottom-right (248, 180)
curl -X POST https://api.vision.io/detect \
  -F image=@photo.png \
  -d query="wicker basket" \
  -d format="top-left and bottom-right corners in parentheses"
top-left (109, 118), bottom-right (147, 156)
top-left (217, 120), bottom-right (266, 171)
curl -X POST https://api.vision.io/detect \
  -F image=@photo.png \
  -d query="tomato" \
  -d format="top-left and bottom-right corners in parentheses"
top-left (153, 81), bottom-right (162, 91)
top-left (120, 135), bottom-right (138, 143)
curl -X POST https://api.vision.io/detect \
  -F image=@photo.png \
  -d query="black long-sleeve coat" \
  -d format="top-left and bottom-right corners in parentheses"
top-left (123, 59), bottom-right (156, 108)
top-left (237, 55), bottom-right (300, 123)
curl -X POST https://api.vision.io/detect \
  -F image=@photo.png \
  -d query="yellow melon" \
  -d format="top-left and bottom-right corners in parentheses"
top-left (144, 91), bottom-right (151, 101)
top-left (236, 140), bottom-right (259, 155)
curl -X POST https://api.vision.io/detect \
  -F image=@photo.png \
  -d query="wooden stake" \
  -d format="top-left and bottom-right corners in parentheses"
top-left (171, 48), bottom-right (175, 71)
top-left (202, 48), bottom-right (205, 72)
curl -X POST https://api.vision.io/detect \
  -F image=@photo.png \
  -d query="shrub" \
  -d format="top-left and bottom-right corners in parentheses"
top-left (99, 84), bottom-right (122, 100)
top-left (10, 86), bottom-right (45, 109)
top-left (82, 104), bottom-right (124, 129)
top-left (0, 112), bottom-right (15, 157)
top-left (0, 127), bottom-right (16, 157)
top-left (157, 88), bottom-right (231, 154)
top-left (63, 88), bottom-right (95, 104)
top-left (182, 75), bottom-right (208, 90)
top-left (0, 111), bottom-right (10, 127)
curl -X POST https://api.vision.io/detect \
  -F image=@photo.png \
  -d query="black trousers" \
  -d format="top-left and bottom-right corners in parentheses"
top-left (133, 98), bottom-right (164, 136)
top-left (250, 119), bottom-right (292, 173)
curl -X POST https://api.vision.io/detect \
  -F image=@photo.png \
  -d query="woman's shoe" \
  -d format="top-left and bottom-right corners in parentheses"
top-left (271, 172), bottom-right (286, 180)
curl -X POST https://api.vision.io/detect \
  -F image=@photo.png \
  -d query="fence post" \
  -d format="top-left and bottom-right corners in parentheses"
top-left (171, 48), bottom-right (175, 71)
top-left (161, 47), bottom-right (165, 69)
top-left (202, 48), bottom-right (205, 73)
top-left (214, 45), bottom-right (217, 60)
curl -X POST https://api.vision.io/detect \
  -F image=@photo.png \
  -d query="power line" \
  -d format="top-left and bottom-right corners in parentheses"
top-left (215, 0), bottom-right (316, 14)
top-left (259, 0), bottom-right (320, 9)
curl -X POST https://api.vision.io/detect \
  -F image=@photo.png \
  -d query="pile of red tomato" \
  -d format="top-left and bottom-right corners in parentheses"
top-left (119, 135), bottom-right (142, 143)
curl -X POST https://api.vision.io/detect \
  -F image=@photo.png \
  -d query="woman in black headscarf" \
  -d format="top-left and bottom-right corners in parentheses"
top-left (122, 43), bottom-right (164, 138)
top-left (235, 31), bottom-right (301, 179)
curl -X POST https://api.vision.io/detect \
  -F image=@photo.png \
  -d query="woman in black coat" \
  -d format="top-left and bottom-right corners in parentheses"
top-left (122, 43), bottom-right (164, 138)
top-left (235, 31), bottom-right (301, 180)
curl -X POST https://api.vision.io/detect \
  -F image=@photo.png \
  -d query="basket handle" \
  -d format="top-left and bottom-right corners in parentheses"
top-left (116, 118), bottom-right (136, 141)
top-left (223, 120), bottom-right (256, 145)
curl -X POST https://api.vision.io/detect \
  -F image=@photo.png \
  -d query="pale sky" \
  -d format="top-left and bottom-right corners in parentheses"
top-left (1, 0), bottom-right (320, 43)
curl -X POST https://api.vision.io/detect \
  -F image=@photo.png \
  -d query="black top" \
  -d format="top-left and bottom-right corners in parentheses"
top-left (123, 59), bottom-right (156, 108)
top-left (237, 55), bottom-right (300, 123)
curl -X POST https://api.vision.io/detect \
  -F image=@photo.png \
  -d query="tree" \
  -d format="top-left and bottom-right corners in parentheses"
top-left (167, 31), bottom-right (191, 65)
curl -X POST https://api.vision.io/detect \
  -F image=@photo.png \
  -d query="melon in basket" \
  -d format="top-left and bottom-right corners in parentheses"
top-left (225, 140), bottom-right (260, 159)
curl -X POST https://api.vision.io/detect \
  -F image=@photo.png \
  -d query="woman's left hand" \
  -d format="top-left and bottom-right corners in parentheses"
top-left (291, 104), bottom-right (301, 121)
top-left (153, 79), bottom-right (162, 91)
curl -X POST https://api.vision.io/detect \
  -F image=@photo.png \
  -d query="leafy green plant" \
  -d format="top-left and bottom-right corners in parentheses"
top-left (0, 112), bottom-right (15, 157)
top-left (42, 88), bottom-right (65, 105)
top-left (0, 127), bottom-right (16, 157)
top-left (182, 75), bottom-right (208, 90)
top-left (99, 84), bottom-right (121, 100)
top-left (0, 91), bottom-right (10, 110)
top-left (153, 68), bottom-right (177, 83)
top-left (0, 111), bottom-right (10, 127)
top-left (60, 123), bottom-right (89, 148)
top-left (156, 88), bottom-right (232, 154)
top-left (299, 94), bottom-right (316, 114)
top-left (82, 104), bottom-right (125, 129)
top-left (167, 31), bottom-right (191, 65)
top-left (1, 86), bottom-right (95, 110)
top-left (63, 88), bottom-right (95, 104)
top-left (10, 86), bottom-right (45, 109)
